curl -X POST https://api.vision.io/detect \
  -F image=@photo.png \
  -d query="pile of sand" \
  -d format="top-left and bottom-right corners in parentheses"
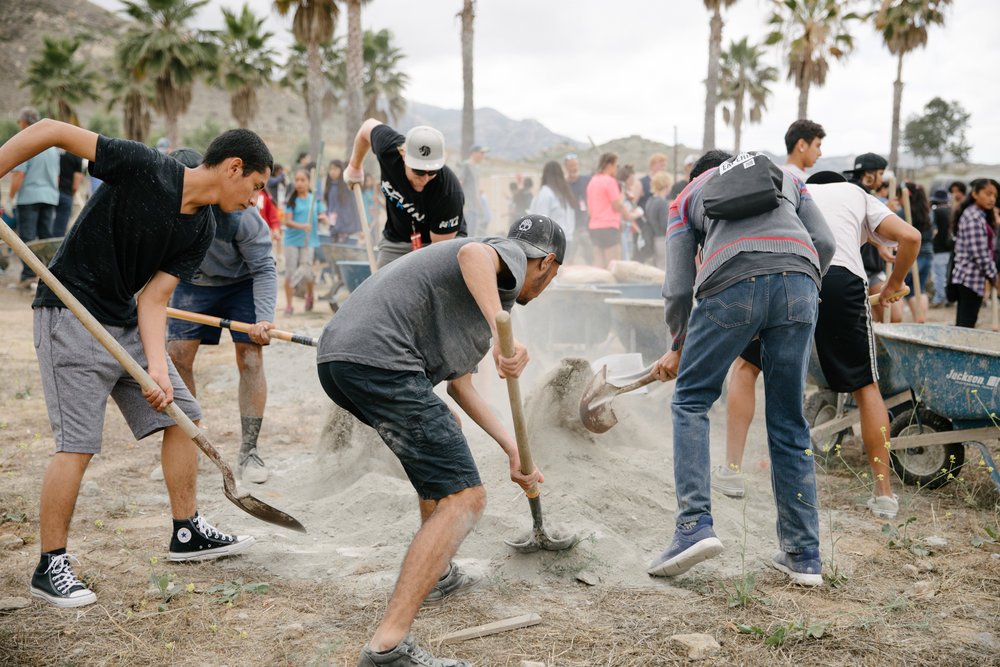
top-left (226, 343), bottom-right (807, 593)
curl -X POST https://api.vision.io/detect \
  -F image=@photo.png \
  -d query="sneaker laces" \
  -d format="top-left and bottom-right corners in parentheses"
top-left (192, 515), bottom-right (234, 542)
top-left (46, 554), bottom-right (86, 595)
top-left (399, 638), bottom-right (440, 666)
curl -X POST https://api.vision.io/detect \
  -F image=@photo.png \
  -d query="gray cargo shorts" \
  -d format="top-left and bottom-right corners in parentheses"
top-left (33, 307), bottom-right (202, 454)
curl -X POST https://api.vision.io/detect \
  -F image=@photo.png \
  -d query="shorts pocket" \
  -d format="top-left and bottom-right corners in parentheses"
top-left (784, 273), bottom-right (818, 324)
top-left (703, 280), bottom-right (754, 328)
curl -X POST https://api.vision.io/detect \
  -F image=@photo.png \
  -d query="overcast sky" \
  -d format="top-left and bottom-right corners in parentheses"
top-left (91, 0), bottom-right (999, 162)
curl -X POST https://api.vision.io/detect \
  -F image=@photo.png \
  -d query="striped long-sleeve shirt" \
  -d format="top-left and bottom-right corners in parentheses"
top-left (951, 205), bottom-right (997, 296)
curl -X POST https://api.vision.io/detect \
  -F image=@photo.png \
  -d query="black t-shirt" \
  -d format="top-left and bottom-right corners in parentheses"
top-left (58, 151), bottom-right (84, 195)
top-left (371, 124), bottom-right (465, 244)
top-left (34, 136), bottom-right (215, 326)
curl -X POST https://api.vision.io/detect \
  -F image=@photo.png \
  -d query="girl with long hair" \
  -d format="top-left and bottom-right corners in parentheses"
top-left (950, 178), bottom-right (999, 327)
top-left (528, 161), bottom-right (576, 258)
top-left (283, 168), bottom-right (327, 314)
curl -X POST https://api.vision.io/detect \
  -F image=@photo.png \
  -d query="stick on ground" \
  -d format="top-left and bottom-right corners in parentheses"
top-left (431, 613), bottom-right (542, 645)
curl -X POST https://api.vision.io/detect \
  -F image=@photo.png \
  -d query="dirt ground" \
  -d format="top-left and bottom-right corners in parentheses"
top-left (1, 261), bottom-right (1000, 666)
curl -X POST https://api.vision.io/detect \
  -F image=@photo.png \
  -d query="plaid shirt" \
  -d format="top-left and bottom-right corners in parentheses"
top-left (952, 205), bottom-right (998, 296)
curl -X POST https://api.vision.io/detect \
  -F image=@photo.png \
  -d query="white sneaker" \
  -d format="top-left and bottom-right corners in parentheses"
top-left (238, 449), bottom-right (269, 484)
top-left (867, 493), bottom-right (899, 519)
top-left (149, 464), bottom-right (164, 481)
top-left (711, 465), bottom-right (746, 498)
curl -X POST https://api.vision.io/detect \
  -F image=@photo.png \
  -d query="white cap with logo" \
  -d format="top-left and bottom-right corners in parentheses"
top-left (404, 126), bottom-right (446, 171)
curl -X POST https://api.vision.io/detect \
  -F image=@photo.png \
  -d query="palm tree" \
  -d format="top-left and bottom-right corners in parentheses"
top-left (283, 40), bottom-right (345, 121)
top-left (876, 0), bottom-right (951, 172)
top-left (19, 37), bottom-right (101, 125)
top-left (719, 38), bottom-right (777, 154)
top-left (360, 29), bottom-right (409, 125)
top-left (214, 4), bottom-right (278, 128)
top-left (274, 0), bottom-right (338, 165)
top-left (344, 0), bottom-right (371, 153)
top-left (765, 0), bottom-right (867, 120)
top-left (105, 48), bottom-right (155, 142)
top-left (117, 0), bottom-right (217, 147)
top-left (702, 0), bottom-right (739, 151)
top-left (459, 0), bottom-right (476, 157)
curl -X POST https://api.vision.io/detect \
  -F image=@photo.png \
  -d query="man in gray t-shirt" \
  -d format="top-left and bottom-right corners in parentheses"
top-left (317, 215), bottom-right (564, 666)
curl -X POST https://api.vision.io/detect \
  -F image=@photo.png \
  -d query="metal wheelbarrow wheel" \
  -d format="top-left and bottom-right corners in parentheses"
top-left (888, 406), bottom-right (965, 489)
top-left (805, 390), bottom-right (852, 463)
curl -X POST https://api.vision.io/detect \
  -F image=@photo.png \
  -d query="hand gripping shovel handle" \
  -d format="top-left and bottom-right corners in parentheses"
top-left (0, 221), bottom-right (306, 532)
top-left (165, 307), bottom-right (317, 346)
top-left (495, 311), bottom-right (536, 495)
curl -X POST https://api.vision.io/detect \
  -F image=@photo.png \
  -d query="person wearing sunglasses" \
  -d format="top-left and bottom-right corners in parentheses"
top-left (345, 119), bottom-right (466, 268)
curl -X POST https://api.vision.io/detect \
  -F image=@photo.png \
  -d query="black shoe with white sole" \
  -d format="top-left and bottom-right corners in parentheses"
top-left (168, 513), bottom-right (254, 562)
top-left (30, 553), bottom-right (97, 608)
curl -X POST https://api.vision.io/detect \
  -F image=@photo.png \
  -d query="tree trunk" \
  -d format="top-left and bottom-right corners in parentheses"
top-left (165, 112), bottom-right (179, 150)
top-left (345, 0), bottom-right (364, 156)
top-left (889, 51), bottom-right (904, 173)
top-left (702, 8), bottom-right (723, 151)
top-left (306, 39), bottom-right (324, 167)
top-left (460, 0), bottom-right (475, 158)
top-left (733, 91), bottom-right (744, 154)
top-left (796, 73), bottom-right (810, 120)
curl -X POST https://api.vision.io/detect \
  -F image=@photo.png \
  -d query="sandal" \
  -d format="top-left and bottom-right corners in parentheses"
top-left (283, 305), bottom-right (293, 315)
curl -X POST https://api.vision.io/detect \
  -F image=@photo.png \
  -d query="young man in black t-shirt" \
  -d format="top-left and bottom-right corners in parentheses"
top-left (344, 119), bottom-right (465, 268)
top-left (0, 119), bottom-right (273, 608)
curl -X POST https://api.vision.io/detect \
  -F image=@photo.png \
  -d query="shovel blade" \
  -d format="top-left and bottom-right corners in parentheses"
top-left (578, 365), bottom-right (622, 433)
top-left (223, 487), bottom-right (307, 533)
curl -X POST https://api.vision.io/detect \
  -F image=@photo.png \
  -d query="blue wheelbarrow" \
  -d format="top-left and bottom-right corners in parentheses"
top-left (875, 324), bottom-right (1000, 493)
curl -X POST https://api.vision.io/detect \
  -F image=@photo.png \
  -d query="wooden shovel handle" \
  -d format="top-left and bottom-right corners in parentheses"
top-left (165, 307), bottom-right (317, 346)
top-left (351, 184), bottom-right (378, 274)
top-left (495, 311), bottom-right (536, 491)
top-left (869, 287), bottom-right (910, 306)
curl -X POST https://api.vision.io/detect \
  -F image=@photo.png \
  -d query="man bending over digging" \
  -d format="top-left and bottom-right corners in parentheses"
top-left (317, 215), bottom-right (564, 666)
top-left (0, 120), bottom-right (272, 607)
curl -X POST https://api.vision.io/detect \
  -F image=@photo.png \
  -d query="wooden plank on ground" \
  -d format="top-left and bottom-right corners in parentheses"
top-left (431, 613), bottom-right (542, 645)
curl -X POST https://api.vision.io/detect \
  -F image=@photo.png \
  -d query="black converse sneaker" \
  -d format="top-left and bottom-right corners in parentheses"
top-left (30, 553), bottom-right (97, 608)
top-left (168, 513), bottom-right (255, 562)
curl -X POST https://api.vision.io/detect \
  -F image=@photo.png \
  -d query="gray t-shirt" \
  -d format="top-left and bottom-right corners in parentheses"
top-left (317, 237), bottom-right (527, 384)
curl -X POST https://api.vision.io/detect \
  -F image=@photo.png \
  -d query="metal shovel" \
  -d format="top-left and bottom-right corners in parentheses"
top-left (579, 363), bottom-right (660, 434)
top-left (0, 221), bottom-right (306, 533)
top-left (495, 312), bottom-right (576, 553)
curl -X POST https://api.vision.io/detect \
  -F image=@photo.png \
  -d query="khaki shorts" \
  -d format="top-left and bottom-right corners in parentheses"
top-left (34, 307), bottom-right (201, 454)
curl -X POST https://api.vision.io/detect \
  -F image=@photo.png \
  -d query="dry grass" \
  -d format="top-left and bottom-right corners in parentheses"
top-left (1, 277), bottom-right (999, 666)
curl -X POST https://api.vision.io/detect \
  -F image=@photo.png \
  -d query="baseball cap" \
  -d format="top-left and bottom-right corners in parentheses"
top-left (169, 147), bottom-right (202, 168)
top-left (507, 214), bottom-right (566, 264)
top-left (843, 152), bottom-right (887, 175)
top-left (930, 189), bottom-right (950, 203)
top-left (469, 144), bottom-right (489, 153)
top-left (404, 126), bottom-right (446, 171)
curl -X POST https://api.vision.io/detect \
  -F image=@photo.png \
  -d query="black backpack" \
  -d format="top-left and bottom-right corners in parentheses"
top-left (701, 152), bottom-right (785, 221)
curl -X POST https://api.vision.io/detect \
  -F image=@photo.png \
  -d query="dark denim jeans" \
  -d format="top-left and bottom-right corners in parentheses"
top-left (52, 191), bottom-right (74, 238)
top-left (16, 203), bottom-right (55, 280)
top-left (671, 272), bottom-right (821, 553)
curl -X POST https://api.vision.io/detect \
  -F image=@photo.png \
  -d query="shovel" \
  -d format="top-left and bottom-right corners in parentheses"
top-left (495, 312), bottom-right (576, 553)
top-left (579, 363), bottom-right (659, 434)
top-left (0, 221), bottom-right (306, 533)
top-left (166, 307), bottom-right (318, 346)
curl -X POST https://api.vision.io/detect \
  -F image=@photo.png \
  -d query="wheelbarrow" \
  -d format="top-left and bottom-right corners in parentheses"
top-left (876, 324), bottom-right (1000, 493)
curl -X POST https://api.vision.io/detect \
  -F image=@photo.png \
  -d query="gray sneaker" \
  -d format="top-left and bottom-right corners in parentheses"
top-left (421, 561), bottom-right (483, 607)
top-left (710, 465), bottom-right (746, 498)
top-left (357, 636), bottom-right (469, 667)
top-left (238, 449), bottom-right (269, 484)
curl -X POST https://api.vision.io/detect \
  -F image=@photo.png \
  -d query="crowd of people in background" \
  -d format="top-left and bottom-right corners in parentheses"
top-left (4, 103), bottom-right (1000, 335)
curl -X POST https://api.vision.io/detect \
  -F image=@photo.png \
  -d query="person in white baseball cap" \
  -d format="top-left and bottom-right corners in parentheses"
top-left (345, 119), bottom-right (466, 267)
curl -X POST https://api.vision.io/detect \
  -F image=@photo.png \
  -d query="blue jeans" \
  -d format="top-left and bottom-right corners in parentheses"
top-left (16, 203), bottom-right (55, 280)
top-left (52, 191), bottom-right (73, 238)
top-left (672, 272), bottom-right (820, 552)
top-left (931, 251), bottom-right (950, 304)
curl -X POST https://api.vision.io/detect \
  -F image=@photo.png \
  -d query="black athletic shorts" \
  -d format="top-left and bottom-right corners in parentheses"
top-left (317, 360), bottom-right (482, 500)
top-left (814, 266), bottom-right (878, 393)
top-left (738, 338), bottom-right (761, 368)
